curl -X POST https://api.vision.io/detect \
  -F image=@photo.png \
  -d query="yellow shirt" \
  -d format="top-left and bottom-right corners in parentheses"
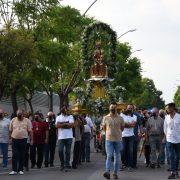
top-left (9, 117), bottom-right (32, 139)
top-left (102, 114), bottom-right (124, 142)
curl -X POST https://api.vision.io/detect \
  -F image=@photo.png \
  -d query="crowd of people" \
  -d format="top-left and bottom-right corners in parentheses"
top-left (102, 102), bottom-right (180, 179)
top-left (0, 107), bottom-right (94, 175)
top-left (0, 102), bottom-right (179, 180)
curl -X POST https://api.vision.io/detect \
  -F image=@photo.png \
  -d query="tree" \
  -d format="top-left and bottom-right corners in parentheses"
top-left (113, 42), bottom-right (143, 102)
top-left (174, 86), bottom-right (180, 107)
top-left (134, 78), bottom-right (165, 109)
top-left (14, 0), bottom-right (60, 29)
top-left (33, 6), bottom-right (93, 110)
top-left (0, 29), bottom-right (37, 113)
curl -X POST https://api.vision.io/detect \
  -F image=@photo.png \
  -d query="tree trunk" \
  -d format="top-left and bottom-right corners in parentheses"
top-left (59, 93), bottom-right (69, 111)
top-left (27, 99), bottom-right (34, 115)
top-left (11, 91), bottom-right (18, 114)
top-left (48, 90), bottom-right (53, 112)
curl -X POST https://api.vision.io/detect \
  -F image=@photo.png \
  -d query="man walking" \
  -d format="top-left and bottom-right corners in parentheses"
top-left (0, 108), bottom-right (10, 168)
top-left (56, 106), bottom-right (74, 171)
top-left (30, 112), bottom-right (48, 169)
top-left (102, 102), bottom-right (124, 179)
top-left (82, 113), bottom-right (93, 162)
top-left (44, 111), bottom-right (57, 167)
top-left (146, 107), bottom-right (164, 168)
top-left (9, 109), bottom-right (32, 175)
top-left (121, 104), bottom-right (137, 171)
top-left (164, 103), bottom-right (180, 179)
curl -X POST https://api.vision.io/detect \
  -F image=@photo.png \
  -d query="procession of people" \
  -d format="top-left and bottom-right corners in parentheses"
top-left (0, 102), bottom-right (180, 179)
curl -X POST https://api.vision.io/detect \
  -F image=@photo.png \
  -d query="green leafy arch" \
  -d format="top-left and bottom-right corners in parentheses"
top-left (82, 22), bottom-right (117, 79)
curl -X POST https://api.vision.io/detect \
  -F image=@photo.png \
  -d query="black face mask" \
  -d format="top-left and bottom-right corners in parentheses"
top-left (0, 114), bottom-right (3, 119)
top-left (110, 109), bottom-right (116, 114)
top-left (17, 114), bottom-right (23, 119)
top-left (34, 117), bottom-right (39, 121)
top-left (48, 116), bottom-right (53, 120)
top-left (126, 110), bottom-right (132, 115)
top-left (152, 113), bottom-right (157, 117)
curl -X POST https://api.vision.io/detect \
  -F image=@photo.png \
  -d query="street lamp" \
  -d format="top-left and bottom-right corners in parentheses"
top-left (83, 0), bottom-right (98, 16)
top-left (132, 49), bottom-right (142, 54)
top-left (117, 29), bottom-right (136, 39)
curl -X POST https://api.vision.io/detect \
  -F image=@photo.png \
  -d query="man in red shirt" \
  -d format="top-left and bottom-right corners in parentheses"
top-left (30, 112), bottom-right (48, 169)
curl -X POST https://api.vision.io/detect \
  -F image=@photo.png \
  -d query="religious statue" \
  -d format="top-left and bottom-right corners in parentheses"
top-left (90, 41), bottom-right (108, 78)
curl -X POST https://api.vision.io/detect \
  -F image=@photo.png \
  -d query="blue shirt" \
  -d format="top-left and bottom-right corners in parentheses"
top-left (0, 118), bottom-right (11, 143)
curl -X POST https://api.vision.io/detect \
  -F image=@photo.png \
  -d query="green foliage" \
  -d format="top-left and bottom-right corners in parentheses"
top-left (113, 42), bottom-right (143, 102)
top-left (0, 29), bottom-right (37, 97)
top-left (82, 22), bottom-right (117, 79)
top-left (14, 0), bottom-right (60, 29)
top-left (134, 78), bottom-right (165, 109)
top-left (0, 2), bottom-right (166, 112)
top-left (174, 86), bottom-right (180, 107)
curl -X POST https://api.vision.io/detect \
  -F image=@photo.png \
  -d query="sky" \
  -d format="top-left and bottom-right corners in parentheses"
top-left (61, 0), bottom-right (180, 104)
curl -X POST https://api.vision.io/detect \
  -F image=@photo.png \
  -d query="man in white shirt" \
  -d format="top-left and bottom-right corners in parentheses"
top-left (82, 114), bottom-right (93, 162)
top-left (0, 108), bottom-right (10, 168)
top-left (164, 103), bottom-right (180, 179)
top-left (56, 106), bottom-right (74, 171)
top-left (121, 104), bottom-right (137, 171)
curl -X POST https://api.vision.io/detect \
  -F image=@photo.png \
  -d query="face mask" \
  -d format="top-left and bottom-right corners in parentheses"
top-left (126, 110), bottom-right (132, 115)
top-left (152, 112), bottom-right (157, 117)
top-left (0, 113), bottom-right (3, 119)
top-left (110, 108), bottom-right (116, 114)
top-left (17, 114), bottom-right (23, 119)
top-left (48, 116), bottom-right (53, 120)
top-left (34, 117), bottom-right (39, 121)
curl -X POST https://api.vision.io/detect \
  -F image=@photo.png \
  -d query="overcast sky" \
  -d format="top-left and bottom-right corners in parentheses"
top-left (62, 0), bottom-right (180, 104)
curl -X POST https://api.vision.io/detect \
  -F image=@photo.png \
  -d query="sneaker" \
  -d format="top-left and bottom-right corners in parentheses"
top-left (150, 164), bottom-right (155, 169)
top-left (176, 172), bottom-right (179, 179)
top-left (113, 174), bottom-right (119, 179)
top-left (19, 171), bottom-right (24, 175)
top-left (9, 171), bottom-right (17, 175)
top-left (103, 172), bottom-right (110, 179)
top-left (168, 173), bottom-right (176, 179)
top-left (64, 168), bottom-right (71, 172)
top-left (127, 167), bottom-right (133, 172)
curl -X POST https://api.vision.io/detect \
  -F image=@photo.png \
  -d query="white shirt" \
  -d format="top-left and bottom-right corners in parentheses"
top-left (84, 116), bottom-right (93, 133)
top-left (121, 113), bottom-right (137, 137)
top-left (0, 118), bottom-right (11, 143)
top-left (164, 113), bottom-right (180, 144)
top-left (56, 114), bottom-right (74, 140)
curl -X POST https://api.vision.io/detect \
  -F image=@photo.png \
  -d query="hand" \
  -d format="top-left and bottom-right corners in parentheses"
top-left (9, 138), bottom-right (12, 145)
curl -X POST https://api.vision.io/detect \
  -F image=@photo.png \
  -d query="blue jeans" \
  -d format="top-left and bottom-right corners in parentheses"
top-left (58, 138), bottom-right (72, 167)
top-left (82, 132), bottom-right (91, 162)
top-left (167, 142), bottom-right (180, 173)
top-left (105, 140), bottom-right (121, 174)
top-left (0, 143), bottom-right (8, 167)
top-left (122, 136), bottom-right (134, 168)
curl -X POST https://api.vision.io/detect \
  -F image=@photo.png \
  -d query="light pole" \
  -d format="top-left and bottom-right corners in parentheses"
top-left (83, 0), bottom-right (98, 16)
top-left (117, 29), bottom-right (136, 39)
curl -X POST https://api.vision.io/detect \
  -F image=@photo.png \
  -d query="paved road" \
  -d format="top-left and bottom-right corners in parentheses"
top-left (0, 151), bottom-right (171, 180)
